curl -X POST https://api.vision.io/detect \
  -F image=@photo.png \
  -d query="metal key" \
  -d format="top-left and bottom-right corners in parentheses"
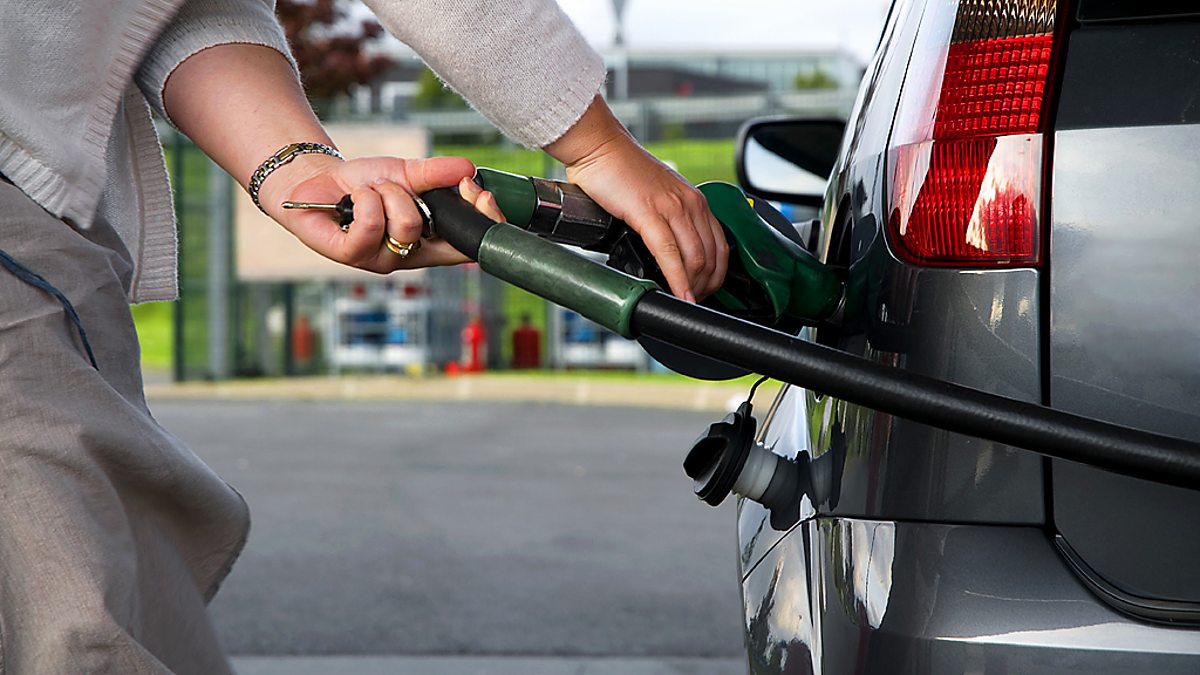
top-left (281, 194), bottom-right (355, 229)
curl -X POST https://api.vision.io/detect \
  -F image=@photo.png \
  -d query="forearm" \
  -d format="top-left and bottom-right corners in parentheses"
top-left (542, 96), bottom-right (636, 167)
top-left (162, 43), bottom-right (335, 199)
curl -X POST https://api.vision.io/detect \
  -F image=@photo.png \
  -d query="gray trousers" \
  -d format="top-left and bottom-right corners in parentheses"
top-left (0, 181), bottom-right (246, 673)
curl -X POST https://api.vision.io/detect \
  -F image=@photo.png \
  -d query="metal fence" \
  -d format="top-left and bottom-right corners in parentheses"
top-left (167, 131), bottom-right (343, 381)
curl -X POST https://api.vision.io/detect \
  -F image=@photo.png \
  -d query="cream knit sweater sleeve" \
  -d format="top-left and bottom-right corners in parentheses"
top-left (364, 0), bottom-right (608, 148)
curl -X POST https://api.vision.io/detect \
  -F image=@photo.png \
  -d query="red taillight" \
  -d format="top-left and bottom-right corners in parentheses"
top-left (935, 34), bottom-right (1053, 138)
top-left (888, 0), bottom-right (1059, 267)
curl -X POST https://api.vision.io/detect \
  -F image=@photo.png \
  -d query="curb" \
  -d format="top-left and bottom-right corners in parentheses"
top-left (145, 374), bottom-right (778, 413)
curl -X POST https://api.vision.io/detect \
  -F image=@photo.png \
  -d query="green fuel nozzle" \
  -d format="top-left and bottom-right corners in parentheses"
top-left (473, 167), bottom-right (844, 331)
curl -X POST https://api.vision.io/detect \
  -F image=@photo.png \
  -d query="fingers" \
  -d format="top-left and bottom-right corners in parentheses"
top-left (274, 155), bottom-right (483, 274)
top-left (690, 198), bottom-right (728, 297)
top-left (339, 185), bottom-right (387, 264)
top-left (631, 188), bottom-right (728, 301)
top-left (666, 199), bottom-right (717, 298)
top-left (373, 178), bottom-right (424, 245)
top-left (666, 217), bottom-right (710, 301)
top-left (687, 203), bottom-right (720, 290)
top-left (636, 220), bottom-right (696, 302)
top-left (672, 188), bottom-right (728, 298)
top-left (366, 237), bottom-right (470, 272)
top-left (405, 156), bottom-right (477, 194)
top-left (336, 183), bottom-right (429, 270)
top-left (458, 177), bottom-right (505, 222)
top-left (707, 210), bottom-right (730, 297)
top-left (355, 175), bottom-right (500, 273)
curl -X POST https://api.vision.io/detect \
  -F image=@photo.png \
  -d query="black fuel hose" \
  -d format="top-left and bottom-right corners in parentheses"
top-left (421, 187), bottom-right (1200, 491)
top-left (633, 292), bottom-right (1200, 491)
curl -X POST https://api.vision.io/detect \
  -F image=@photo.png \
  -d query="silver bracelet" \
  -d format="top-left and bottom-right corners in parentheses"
top-left (248, 142), bottom-right (344, 212)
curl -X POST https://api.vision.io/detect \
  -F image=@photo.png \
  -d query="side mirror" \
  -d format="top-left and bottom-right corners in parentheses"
top-left (736, 118), bottom-right (847, 207)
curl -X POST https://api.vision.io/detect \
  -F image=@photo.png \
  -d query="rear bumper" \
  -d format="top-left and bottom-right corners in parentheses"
top-left (741, 518), bottom-right (1200, 674)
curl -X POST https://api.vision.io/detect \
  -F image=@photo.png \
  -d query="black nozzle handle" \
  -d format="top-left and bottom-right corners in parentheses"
top-left (420, 187), bottom-right (493, 259)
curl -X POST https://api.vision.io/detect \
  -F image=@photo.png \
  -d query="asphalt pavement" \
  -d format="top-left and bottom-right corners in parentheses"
top-left (151, 399), bottom-right (748, 674)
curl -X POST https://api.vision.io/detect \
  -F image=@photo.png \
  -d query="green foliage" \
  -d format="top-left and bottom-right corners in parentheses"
top-left (794, 69), bottom-right (838, 90)
top-left (411, 67), bottom-right (469, 111)
top-left (276, 0), bottom-right (392, 106)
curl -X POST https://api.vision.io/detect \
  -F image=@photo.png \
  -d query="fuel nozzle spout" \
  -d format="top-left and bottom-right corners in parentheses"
top-left (683, 401), bottom-right (839, 531)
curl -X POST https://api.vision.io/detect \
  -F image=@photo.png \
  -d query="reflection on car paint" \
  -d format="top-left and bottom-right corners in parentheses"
top-left (742, 519), bottom-right (1200, 674)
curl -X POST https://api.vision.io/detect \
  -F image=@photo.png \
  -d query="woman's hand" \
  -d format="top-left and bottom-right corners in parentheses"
top-left (545, 96), bottom-right (729, 302)
top-left (564, 140), bottom-right (729, 301)
top-left (256, 154), bottom-right (477, 273)
top-left (162, 44), bottom-right (477, 274)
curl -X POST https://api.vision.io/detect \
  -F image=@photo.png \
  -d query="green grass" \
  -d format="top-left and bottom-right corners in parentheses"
top-left (433, 143), bottom-right (552, 178)
top-left (644, 138), bottom-right (737, 185)
top-left (132, 301), bottom-right (174, 369)
top-left (434, 138), bottom-right (737, 186)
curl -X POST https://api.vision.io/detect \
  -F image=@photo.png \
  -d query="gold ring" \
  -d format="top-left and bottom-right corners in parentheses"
top-left (384, 236), bottom-right (420, 258)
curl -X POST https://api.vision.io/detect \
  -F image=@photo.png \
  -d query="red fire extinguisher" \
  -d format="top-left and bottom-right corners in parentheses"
top-left (511, 312), bottom-right (541, 369)
top-left (462, 316), bottom-right (487, 373)
top-left (293, 313), bottom-right (315, 364)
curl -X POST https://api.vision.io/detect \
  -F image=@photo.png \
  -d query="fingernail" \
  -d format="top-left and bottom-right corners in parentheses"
top-left (685, 291), bottom-right (697, 304)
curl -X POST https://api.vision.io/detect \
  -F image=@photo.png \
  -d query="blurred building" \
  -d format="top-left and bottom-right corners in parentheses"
top-left (351, 49), bottom-right (863, 128)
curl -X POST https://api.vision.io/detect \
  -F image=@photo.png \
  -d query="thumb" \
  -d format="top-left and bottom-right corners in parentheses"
top-left (403, 156), bottom-right (477, 195)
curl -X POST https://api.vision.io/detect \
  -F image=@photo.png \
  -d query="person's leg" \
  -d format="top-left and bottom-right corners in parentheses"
top-left (0, 182), bottom-right (246, 674)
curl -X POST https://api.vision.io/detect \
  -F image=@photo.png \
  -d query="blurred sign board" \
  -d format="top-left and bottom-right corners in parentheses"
top-left (235, 123), bottom-right (429, 281)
